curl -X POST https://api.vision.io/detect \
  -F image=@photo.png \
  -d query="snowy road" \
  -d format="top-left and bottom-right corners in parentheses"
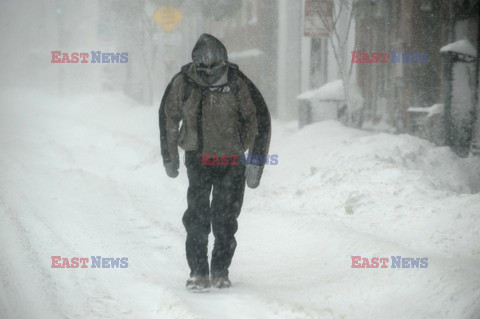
top-left (1, 90), bottom-right (480, 318)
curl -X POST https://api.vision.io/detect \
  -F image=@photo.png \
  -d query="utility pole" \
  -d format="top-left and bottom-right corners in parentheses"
top-left (471, 8), bottom-right (480, 156)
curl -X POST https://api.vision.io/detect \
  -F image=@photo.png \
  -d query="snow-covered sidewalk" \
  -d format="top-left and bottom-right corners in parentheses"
top-left (1, 90), bottom-right (479, 318)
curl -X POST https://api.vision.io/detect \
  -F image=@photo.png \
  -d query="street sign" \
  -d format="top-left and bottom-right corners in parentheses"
top-left (154, 6), bottom-right (182, 32)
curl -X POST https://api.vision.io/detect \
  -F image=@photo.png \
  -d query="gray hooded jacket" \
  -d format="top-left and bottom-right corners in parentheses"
top-left (159, 34), bottom-right (271, 171)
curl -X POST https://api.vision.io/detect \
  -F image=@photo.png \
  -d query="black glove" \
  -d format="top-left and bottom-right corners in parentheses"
top-left (164, 162), bottom-right (179, 178)
top-left (245, 165), bottom-right (263, 189)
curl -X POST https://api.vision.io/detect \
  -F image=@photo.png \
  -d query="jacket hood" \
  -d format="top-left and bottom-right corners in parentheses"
top-left (191, 33), bottom-right (228, 66)
top-left (187, 34), bottom-right (229, 87)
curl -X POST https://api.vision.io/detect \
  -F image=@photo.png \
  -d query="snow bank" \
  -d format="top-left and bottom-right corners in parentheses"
top-left (262, 120), bottom-right (480, 317)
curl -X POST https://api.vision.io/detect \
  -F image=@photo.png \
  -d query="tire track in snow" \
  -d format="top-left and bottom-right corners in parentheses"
top-left (0, 197), bottom-right (65, 319)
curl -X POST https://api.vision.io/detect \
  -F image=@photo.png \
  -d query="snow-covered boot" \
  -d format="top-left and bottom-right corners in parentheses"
top-left (211, 276), bottom-right (231, 288)
top-left (186, 276), bottom-right (211, 291)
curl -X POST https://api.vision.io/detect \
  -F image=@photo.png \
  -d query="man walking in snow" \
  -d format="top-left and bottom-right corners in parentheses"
top-left (159, 34), bottom-right (271, 290)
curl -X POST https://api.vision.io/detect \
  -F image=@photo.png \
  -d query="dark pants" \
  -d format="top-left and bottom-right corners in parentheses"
top-left (182, 151), bottom-right (246, 279)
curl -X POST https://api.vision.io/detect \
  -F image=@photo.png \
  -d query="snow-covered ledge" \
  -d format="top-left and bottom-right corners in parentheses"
top-left (440, 39), bottom-right (477, 60)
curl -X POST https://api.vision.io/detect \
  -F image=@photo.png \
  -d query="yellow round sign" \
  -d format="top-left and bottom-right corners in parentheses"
top-left (154, 6), bottom-right (183, 32)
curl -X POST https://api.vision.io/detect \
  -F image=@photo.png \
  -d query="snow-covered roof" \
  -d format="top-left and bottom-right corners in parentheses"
top-left (440, 39), bottom-right (477, 57)
top-left (297, 79), bottom-right (362, 102)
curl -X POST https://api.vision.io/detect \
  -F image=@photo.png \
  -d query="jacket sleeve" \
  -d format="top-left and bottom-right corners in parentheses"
top-left (238, 71), bottom-right (271, 170)
top-left (159, 75), bottom-right (183, 168)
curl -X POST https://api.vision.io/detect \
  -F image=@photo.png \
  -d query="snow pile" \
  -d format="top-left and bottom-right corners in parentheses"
top-left (261, 120), bottom-right (480, 317)
top-left (297, 79), bottom-right (345, 101)
top-left (297, 79), bottom-right (362, 103)
top-left (297, 80), bottom-right (364, 120)
top-left (1, 90), bottom-right (479, 318)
